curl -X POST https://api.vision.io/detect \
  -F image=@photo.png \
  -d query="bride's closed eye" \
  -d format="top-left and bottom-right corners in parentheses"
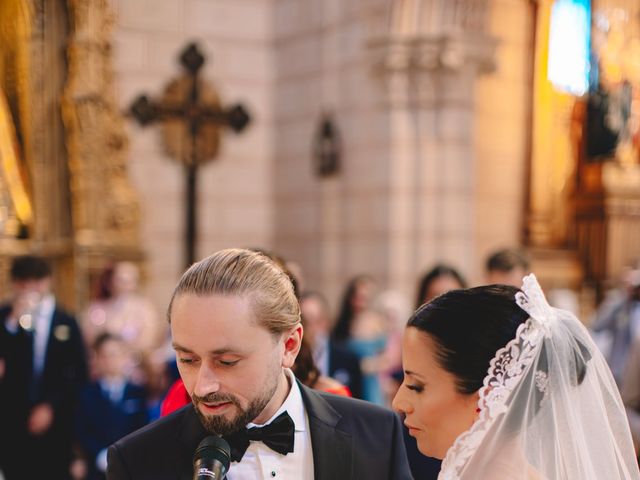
top-left (406, 383), bottom-right (424, 393)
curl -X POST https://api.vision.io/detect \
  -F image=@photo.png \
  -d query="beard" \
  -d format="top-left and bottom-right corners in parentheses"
top-left (192, 381), bottom-right (279, 436)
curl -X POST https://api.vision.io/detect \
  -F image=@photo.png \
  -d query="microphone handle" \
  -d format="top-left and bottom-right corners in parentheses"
top-left (193, 457), bottom-right (227, 480)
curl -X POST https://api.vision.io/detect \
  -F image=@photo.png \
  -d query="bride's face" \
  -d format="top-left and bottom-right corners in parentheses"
top-left (393, 327), bottom-right (478, 459)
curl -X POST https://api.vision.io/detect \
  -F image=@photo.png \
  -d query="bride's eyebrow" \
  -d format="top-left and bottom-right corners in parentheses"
top-left (404, 370), bottom-right (425, 381)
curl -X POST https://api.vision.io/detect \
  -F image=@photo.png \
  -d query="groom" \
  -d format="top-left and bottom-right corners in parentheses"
top-left (106, 248), bottom-right (411, 479)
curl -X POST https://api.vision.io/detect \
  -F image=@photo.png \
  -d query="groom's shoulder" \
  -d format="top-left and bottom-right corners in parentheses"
top-left (322, 392), bottom-right (393, 413)
top-left (113, 405), bottom-right (190, 450)
top-left (107, 406), bottom-right (196, 478)
top-left (313, 390), bottom-right (400, 426)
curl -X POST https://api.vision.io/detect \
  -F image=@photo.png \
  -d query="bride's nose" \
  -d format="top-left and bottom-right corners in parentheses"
top-left (392, 388), bottom-right (412, 414)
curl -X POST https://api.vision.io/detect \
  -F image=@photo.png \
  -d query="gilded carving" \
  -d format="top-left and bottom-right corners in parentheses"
top-left (0, 0), bottom-right (33, 238)
top-left (0, 0), bottom-right (141, 308)
top-left (62, 0), bottom-right (140, 248)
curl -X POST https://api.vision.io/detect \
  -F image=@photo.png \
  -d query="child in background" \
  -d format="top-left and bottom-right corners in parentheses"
top-left (75, 333), bottom-right (148, 480)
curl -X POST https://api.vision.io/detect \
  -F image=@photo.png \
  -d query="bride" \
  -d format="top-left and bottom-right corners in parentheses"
top-left (393, 274), bottom-right (640, 479)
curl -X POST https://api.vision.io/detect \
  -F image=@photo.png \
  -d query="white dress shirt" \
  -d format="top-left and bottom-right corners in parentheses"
top-left (227, 369), bottom-right (314, 480)
top-left (32, 294), bottom-right (55, 379)
top-left (4, 295), bottom-right (55, 378)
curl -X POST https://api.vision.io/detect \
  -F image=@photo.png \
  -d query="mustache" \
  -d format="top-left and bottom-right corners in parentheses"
top-left (192, 392), bottom-right (240, 405)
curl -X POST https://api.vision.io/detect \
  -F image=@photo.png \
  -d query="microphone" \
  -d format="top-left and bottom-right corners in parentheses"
top-left (193, 436), bottom-right (231, 480)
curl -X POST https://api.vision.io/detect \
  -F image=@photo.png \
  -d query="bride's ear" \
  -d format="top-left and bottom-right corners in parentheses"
top-left (469, 389), bottom-right (483, 417)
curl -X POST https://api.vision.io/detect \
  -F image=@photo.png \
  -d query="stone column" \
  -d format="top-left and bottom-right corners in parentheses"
top-left (369, 0), bottom-right (496, 293)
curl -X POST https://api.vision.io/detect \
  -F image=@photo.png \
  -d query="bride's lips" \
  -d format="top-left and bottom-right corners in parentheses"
top-left (405, 422), bottom-right (420, 434)
top-left (199, 401), bottom-right (232, 414)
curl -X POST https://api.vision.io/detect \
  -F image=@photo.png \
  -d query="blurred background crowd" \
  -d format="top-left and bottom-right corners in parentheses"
top-left (3, 247), bottom-right (640, 480)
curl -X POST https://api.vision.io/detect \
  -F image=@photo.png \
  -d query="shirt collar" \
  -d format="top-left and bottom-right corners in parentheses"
top-left (100, 377), bottom-right (125, 391)
top-left (246, 368), bottom-right (306, 433)
top-left (38, 294), bottom-right (55, 318)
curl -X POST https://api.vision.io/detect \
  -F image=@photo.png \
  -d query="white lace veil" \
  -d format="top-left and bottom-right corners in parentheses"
top-left (439, 274), bottom-right (640, 480)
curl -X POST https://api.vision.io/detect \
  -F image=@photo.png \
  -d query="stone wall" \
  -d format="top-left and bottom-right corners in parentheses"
top-left (109, 0), bottom-right (276, 311)
top-left (108, 0), bottom-right (533, 312)
top-left (271, 0), bottom-right (390, 305)
top-left (473, 0), bottom-right (532, 280)
top-left (272, 0), bottom-right (532, 304)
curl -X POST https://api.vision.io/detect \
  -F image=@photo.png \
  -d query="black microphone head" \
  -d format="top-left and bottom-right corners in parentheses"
top-left (194, 436), bottom-right (231, 472)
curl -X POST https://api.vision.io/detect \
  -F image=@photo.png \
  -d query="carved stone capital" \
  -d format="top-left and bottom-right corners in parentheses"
top-left (369, 33), bottom-right (497, 108)
top-left (371, 33), bottom-right (497, 72)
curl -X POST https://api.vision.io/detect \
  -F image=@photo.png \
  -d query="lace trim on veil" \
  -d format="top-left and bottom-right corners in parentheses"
top-left (438, 274), bottom-right (552, 480)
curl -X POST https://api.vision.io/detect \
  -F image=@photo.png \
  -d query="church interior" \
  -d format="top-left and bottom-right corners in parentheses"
top-left (1, 0), bottom-right (640, 477)
top-left (1, 0), bottom-right (639, 314)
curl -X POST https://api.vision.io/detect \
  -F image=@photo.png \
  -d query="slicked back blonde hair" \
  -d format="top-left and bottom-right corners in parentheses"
top-left (167, 248), bottom-right (301, 335)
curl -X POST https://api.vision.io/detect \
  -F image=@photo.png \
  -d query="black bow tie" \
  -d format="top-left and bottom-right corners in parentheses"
top-left (223, 411), bottom-right (295, 463)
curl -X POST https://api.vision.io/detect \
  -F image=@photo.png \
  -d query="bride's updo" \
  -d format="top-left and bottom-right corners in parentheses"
top-left (408, 285), bottom-right (529, 394)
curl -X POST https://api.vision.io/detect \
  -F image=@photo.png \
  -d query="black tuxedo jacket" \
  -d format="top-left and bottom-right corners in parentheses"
top-left (0, 302), bottom-right (88, 479)
top-left (107, 382), bottom-right (412, 479)
top-left (0, 303), bottom-right (88, 411)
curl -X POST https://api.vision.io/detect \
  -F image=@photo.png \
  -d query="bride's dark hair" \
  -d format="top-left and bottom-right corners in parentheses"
top-left (408, 285), bottom-right (529, 394)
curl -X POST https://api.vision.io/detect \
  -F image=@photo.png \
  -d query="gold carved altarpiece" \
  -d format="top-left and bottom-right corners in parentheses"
top-left (571, 1), bottom-right (640, 294)
top-left (0, 0), bottom-right (141, 310)
top-left (527, 0), bottom-right (640, 297)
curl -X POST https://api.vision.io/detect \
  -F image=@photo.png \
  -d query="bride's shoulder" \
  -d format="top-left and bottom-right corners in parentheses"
top-left (527, 464), bottom-right (546, 480)
top-left (479, 456), bottom-right (546, 480)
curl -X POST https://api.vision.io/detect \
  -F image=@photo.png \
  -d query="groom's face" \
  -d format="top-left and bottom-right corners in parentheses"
top-left (171, 293), bottom-right (287, 434)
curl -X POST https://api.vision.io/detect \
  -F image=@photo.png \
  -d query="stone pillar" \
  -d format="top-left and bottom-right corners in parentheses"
top-left (369, 0), bottom-right (496, 293)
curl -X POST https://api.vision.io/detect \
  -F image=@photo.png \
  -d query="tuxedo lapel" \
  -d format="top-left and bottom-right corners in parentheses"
top-left (44, 306), bottom-right (58, 353)
top-left (172, 385), bottom-right (354, 479)
top-left (40, 308), bottom-right (60, 381)
top-left (299, 383), bottom-right (352, 480)
top-left (176, 406), bottom-right (208, 480)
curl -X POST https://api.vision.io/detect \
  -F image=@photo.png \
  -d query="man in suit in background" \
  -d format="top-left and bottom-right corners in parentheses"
top-left (107, 248), bottom-right (411, 479)
top-left (0, 255), bottom-right (88, 480)
top-left (300, 291), bottom-right (363, 399)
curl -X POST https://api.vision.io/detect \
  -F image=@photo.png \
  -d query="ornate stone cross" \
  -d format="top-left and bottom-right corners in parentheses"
top-left (129, 43), bottom-right (250, 267)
